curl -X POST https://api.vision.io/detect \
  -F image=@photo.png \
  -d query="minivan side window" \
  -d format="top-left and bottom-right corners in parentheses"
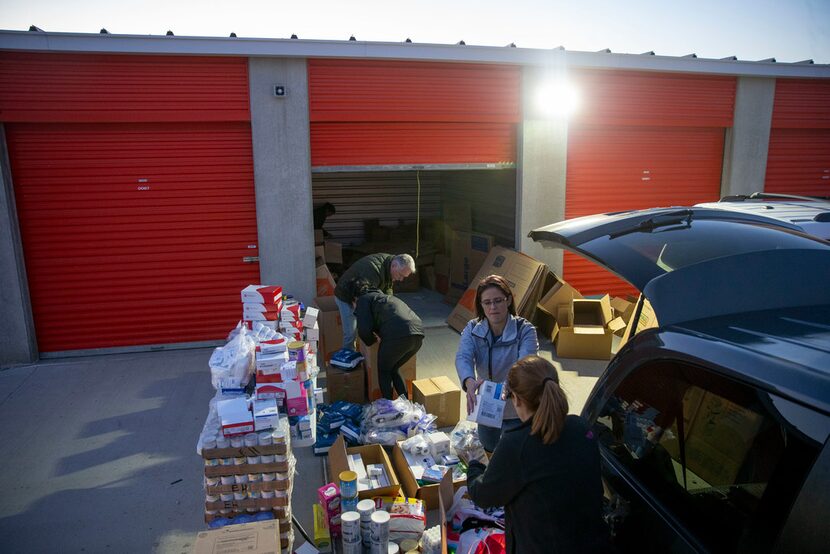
top-left (594, 361), bottom-right (826, 552)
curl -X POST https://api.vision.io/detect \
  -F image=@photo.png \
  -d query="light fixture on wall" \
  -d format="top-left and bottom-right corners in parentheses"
top-left (273, 85), bottom-right (286, 97)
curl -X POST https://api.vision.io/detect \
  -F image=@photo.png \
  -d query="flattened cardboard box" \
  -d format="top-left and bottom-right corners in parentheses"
top-left (327, 435), bottom-right (400, 500)
top-left (193, 519), bottom-right (279, 554)
top-left (359, 339), bottom-right (416, 401)
top-left (412, 376), bottom-right (461, 428)
top-left (447, 246), bottom-right (547, 332)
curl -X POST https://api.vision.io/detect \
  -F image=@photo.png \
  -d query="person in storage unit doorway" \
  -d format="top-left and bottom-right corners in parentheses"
top-left (466, 355), bottom-right (615, 554)
top-left (334, 253), bottom-right (415, 351)
top-left (455, 274), bottom-right (538, 452)
top-left (352, 280), bottom-right (424, 400)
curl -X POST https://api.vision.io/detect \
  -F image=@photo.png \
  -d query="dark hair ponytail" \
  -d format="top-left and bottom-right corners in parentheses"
top-left (507, 355), bottom-right (569, 444)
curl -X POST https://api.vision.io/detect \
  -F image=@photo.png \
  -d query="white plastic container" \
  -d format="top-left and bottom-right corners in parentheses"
top-left (341, 511), bottom-right (361, 544)
top-left (369, 510), bottom-right (390, 554)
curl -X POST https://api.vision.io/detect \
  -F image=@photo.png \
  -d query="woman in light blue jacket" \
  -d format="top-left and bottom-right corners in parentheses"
top-left (455, 274), bottom-right (539, 452)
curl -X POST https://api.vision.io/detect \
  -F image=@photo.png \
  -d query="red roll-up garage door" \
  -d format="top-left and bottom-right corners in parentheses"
top-left (563, 70), bottom-right (735, 296)
top-left (7, 122), bottom-right (259, 352)
top-left (308, 59), bottom-right (520, 167)
top-left (766, 79), bottom-right (830, 197)
top-left (1, 52), bottom-right (256, 353)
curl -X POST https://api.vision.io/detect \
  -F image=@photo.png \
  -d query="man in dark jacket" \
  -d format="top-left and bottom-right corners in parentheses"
top-left (334, 253), bottom-right (415, 350)
top-left (354, 287), bottom-right (424, 399)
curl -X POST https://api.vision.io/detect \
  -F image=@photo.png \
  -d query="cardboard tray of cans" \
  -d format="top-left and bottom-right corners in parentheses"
top-left (205, 495), bottom-right (290, 511)
top-left (202, 443), bottom-right (289, 459)
top-left (206, 478), bottom-right (291, 495)
top-left (204, 462), bottom-right (291, 477)
top-left (203, 506), bottom-right (290, 524)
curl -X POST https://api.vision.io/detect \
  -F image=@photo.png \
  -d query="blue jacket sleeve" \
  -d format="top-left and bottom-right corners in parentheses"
top-left (517, 319), bottom-right (539, 359)
top-left (455, 321), bottom-right (477, 391)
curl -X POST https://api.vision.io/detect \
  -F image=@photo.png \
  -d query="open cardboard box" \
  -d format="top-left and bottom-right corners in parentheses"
top-left (555, 295), bottom-right (620, 360)
top-left (327, 435), bottom-right (401, 500)
top-left (438, 470), bottom-right (455, 554)
top-left (536, 273), bottom-right (583, 340)
top-left (391, 442), bottom-right (465, 511)
top-left (617, 294), bottom-right (659, 349)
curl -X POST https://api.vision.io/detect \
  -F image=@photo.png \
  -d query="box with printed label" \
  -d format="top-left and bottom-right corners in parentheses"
top-left (217, 397), bottom-right (254, 436)
top-left (467, 380), bottom-right (505, 428)
top-left (193, 520), bottom-right (280, 554)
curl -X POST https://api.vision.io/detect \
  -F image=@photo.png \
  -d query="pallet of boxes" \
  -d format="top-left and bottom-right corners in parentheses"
top-left (195, 284), bottom-right (322, 553)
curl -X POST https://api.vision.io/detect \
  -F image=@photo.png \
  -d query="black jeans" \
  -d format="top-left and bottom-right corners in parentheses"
top-left (377, 335), bottom-right (424, 399)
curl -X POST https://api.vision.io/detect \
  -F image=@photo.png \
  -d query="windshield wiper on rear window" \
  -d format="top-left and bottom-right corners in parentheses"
top-left (609, 209), bottom-right (693, 239)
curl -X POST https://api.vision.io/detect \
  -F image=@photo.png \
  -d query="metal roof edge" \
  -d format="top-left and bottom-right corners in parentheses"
top-left (1, 29), bottom-right (829, 78)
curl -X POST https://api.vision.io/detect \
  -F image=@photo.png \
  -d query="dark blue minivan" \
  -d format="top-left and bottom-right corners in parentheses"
top-left (530, 207), bottom-right (830, 554)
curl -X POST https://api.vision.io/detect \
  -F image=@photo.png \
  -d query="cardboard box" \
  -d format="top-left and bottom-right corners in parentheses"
top-left (536, 273), bottom-right (583, 340)
top-left (391, 442), bottom-right (465, 511)
top-left (316, 264), bottom-right (337, 297)
top-left (313, 296), bottom-right (343, 363)
top-left (324, 240), bottom-right (343, 265)
top-left (447, 231), bottom-right (493, 302)
top-left (447, 247), bottom-right (548, 332)
top-left (193, 520), bottom-right (280, 554)
top-left (359, 339), bottom-right (417, 401)
top-left (326, 363), bottom-right (366, 404)
top-left (327, 435), bottom-right (400, 499)
top-left (315, 229), bottom-right (325, 245)
top-left (315, 244), bottom-right (326, 266)
top-left (438, 471), bottom-right (455, 554)
top-left (412, 376), bottom-right (461, 428)
top-left (443, 201), bottom-right (472, 232)
top-left (610, 296), bottom-right (636, 324)
top-left (555, 295), bottom-right (615, 360)
top-left (618, 294), bottom-right (659, 349)
top-left (434, 253), bottom-right (450, 295)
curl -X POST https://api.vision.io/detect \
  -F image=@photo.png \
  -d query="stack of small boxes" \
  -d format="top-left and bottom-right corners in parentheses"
top-left (201, 418), bottom-right (295, 552)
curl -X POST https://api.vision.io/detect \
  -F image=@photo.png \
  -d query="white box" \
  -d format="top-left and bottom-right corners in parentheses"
top-left (467, 380), bottom-right (506, 429)
top-left (256, 351), bottom-right (288, 373)
top-left (243, 302), bottom-right (282, 321)
top-left (426, 432), bottom-right (451, 458)
top-left (217, 397), bottom-right (254, 436)
top-left (302, 306), bottom-right (320, 327)
top-left (241, 284), bottom-right (283, 305)
top-left (256, 383), bottom-right (286, 404)
top-left (258, 337), bottom-right (288, 354)
top-left (253, 398), bottom-right (280, 431)
top-left (305, 322), bottom-right (320, 341)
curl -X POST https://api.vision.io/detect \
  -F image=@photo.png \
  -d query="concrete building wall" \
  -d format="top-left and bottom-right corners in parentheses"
top-left (0, 125), bottom-right (38, 366)
top-left (517, 66), bottom-right (569, 274)
top-left (721, 77), bottom-right (776, 197)
top-left (248, 58), bottom-right (316, 304)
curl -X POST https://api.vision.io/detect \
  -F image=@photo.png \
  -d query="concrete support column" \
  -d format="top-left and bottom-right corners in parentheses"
top-left (721, 77), bottom-right (776, 197)
top-left (248, 58), bottom-right (316, 304)
top-left (517, 66), bottom-right (569, 274)
top-left (0, 124), bottom-right (38, 365)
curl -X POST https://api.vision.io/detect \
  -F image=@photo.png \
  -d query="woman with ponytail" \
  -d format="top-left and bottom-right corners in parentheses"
top-left (466, 355), bottom-right (614, 553)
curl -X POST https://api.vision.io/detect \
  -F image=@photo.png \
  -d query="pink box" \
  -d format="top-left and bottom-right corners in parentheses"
top-left (318, 482), bottom-right (341, 536)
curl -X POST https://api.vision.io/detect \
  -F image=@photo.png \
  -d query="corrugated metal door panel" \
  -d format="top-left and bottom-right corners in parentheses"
top-left (771, 79), bottom-right (830, 129)
top-left (310, 122), bottom-right (516, 166)
top-left (439, 170), bottom-right (517, 247)
top-left (571, 70), bottom-right (736, 127)
top-left (564, 125), bottom-right (724, 296)
top-left (0, 52), bottom-right (250, 123)
top-left (765, 128), bottom-right (830, 197)
top-left (307, 59), bottom-right (521, 123)
top-left (312, 172), bottom-right (442, 246)
top-left (7, 122), bottom-right (259, 352)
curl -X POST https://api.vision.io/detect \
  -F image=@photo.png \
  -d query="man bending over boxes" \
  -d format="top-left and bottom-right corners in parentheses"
top-left (334, 253), bottom-right (416, 351)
